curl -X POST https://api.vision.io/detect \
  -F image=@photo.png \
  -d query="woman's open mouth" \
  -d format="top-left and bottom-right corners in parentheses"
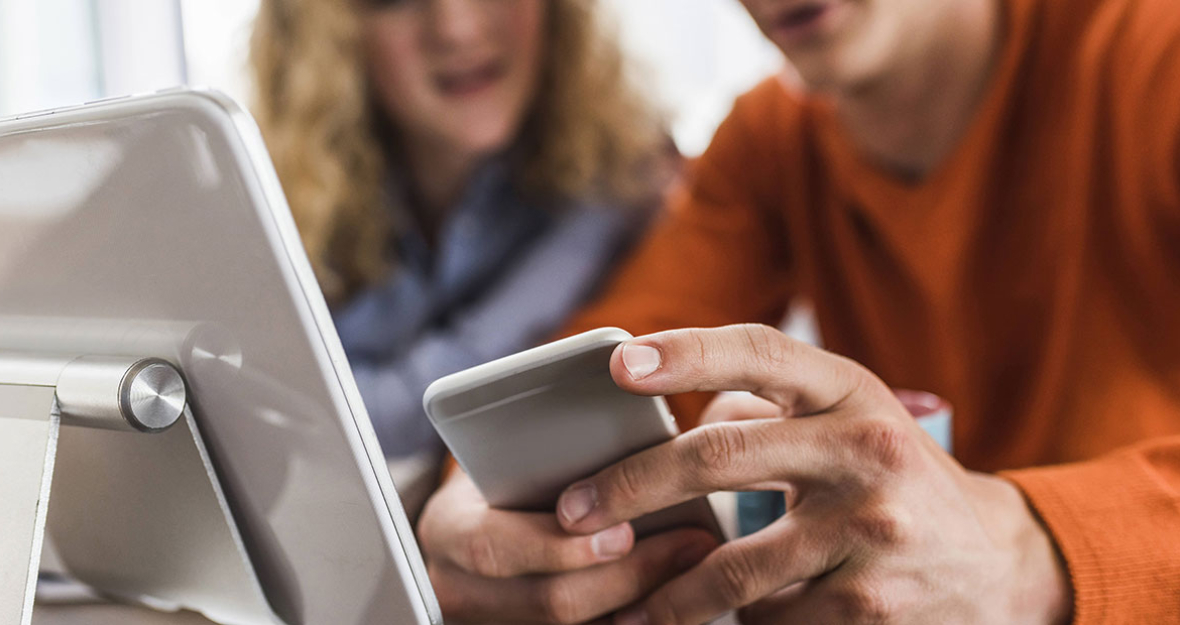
top-left (435, 61), bottom-right (506, 98)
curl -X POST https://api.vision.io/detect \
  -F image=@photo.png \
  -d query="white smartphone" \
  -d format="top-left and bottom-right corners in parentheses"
top-left (423, 328), bottom-right (724, 540)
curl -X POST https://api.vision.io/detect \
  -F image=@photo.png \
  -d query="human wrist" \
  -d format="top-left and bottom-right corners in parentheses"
top-left (1013, 479), bottom-right (1073, 624)
top-left (976, 473), bottom-right (1073, 624)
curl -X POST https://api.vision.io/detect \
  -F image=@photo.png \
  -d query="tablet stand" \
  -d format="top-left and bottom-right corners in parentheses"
top-left (0, 353), bottom-right (278, 625)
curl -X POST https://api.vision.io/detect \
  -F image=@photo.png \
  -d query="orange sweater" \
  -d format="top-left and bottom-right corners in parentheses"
top-left (566, 0), bottom-right (1180, 620)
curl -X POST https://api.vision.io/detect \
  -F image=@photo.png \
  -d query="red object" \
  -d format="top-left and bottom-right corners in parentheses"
top-left (894, 389), bottom-right (951, 419)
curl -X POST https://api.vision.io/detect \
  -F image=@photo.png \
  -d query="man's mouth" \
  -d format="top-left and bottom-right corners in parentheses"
top-left (773, 1), bottom-right (836, 37)
top-left (435, 61), bottom-right (505, 98)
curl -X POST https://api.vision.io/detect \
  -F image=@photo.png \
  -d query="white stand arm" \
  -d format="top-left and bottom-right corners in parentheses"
top-left (0, 354), bottom-right (279, 625)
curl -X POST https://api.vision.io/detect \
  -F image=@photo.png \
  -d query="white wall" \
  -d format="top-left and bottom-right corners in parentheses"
top-left (0, 0), bottom-right (186, 117)
top-left (93, 0), bottom-right (187, 97)
top-left (602, 0), bottom-right (785, 155)
top-left (179, 0), bottom-right (261, 107)
top-left (0, 0), bottom-right (101, 116)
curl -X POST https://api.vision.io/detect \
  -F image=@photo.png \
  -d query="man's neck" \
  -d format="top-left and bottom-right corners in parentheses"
top-left (834, 0), bottom-right (1003, 179)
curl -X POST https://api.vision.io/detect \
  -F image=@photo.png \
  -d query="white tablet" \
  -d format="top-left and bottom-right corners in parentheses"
top-left (424, 328), bottom-right (723, 540)
top-left (0, 90), bottom-right (440, 624)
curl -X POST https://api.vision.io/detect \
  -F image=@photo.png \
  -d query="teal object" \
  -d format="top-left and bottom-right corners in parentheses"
top-left (737, 491), bottom-right (786, 536)
top-left (737, 410), bottom-right (952, 536)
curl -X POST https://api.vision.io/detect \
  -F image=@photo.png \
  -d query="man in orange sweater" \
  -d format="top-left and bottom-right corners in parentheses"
top-left (417, 0), bottom-right (1180, 622)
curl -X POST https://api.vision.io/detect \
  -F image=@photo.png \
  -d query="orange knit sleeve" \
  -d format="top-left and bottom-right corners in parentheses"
top-left (830, 13), bottom-right (1180, 615)
top-left (561, 84), bottom-right (797, 429)
top-left (998, 6), bottom-right (1180, 619)
top-left (1001, 437), bottom-right (1180, 622)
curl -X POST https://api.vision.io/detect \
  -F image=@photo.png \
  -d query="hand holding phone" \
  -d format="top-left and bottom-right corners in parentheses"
top-left (417, 328), bottom-right (727, 623)
top-left (423, 327), bottom-right (724, 539)
top-left (416, 469), bottom-right (718, 622)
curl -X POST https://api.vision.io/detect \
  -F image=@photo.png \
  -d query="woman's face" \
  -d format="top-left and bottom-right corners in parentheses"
top-left (362, 0), bottom-right (547, 163)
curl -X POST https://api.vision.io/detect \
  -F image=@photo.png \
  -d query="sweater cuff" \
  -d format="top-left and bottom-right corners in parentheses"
top-left (1002, 452), bottom-right (1180, 624)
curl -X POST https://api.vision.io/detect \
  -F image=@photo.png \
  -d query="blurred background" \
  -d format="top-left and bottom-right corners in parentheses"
top-left (0, 0), bottom-right (784, 157)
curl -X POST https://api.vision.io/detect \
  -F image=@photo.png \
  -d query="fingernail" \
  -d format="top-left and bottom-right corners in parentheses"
top-left (559, 483), bottom-right (597, 525)
top-left (591, 524), bottom-right (632, 560)
top-left (622, 343), bottom-right (661, 380)
top-left (615, 607), bottom-right (649, 625)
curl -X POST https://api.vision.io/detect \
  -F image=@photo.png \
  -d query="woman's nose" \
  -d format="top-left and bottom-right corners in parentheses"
top-left (426, 0), bottom-right (484, 50)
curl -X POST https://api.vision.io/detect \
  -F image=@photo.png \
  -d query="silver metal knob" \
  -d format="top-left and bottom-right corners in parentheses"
top-left (121, 360), bottom-right (187, 432)
top-left (57, 357), bottom-right (187, 433)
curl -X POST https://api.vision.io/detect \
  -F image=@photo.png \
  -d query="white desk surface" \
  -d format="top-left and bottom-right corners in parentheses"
top-left (32, 603), bottom-right (215, 624)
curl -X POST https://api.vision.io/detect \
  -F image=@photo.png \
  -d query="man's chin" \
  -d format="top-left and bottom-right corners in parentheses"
top-left (772, 14), bottom-right (891, 95)
top-left (788, 57), bottom-right (866, 94)
top-left (782, 36), bottom-right (889, 95)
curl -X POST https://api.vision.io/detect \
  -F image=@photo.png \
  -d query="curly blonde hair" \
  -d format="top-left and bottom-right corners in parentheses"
top-left (250, 0), bottom-right (668, 304)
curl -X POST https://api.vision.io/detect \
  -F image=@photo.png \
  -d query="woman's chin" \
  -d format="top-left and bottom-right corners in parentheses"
top-left (444, 122), bottom-right (521, 161)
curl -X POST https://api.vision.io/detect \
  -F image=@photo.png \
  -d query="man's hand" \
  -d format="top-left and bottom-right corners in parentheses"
top-left (555, 324), bottom-right (1073, 625)
top-left (417, 469), bottom-right (717, 624)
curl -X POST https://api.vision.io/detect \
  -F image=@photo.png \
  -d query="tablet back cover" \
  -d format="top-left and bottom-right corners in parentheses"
top-left (0, 91), bottom-right (439, 624)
